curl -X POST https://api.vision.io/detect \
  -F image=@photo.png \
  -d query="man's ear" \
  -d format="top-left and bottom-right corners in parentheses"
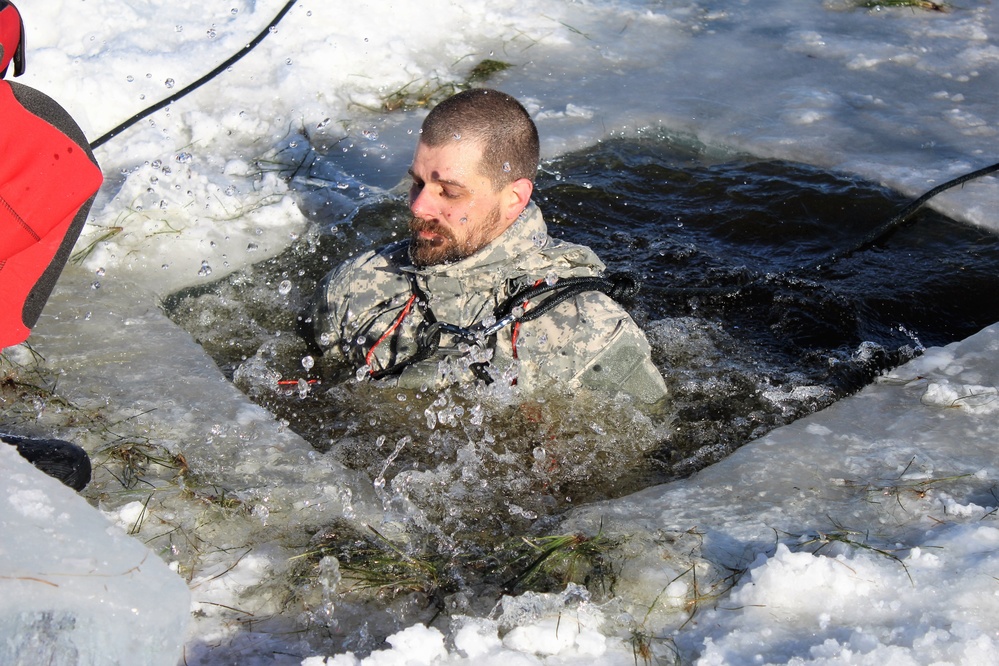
top-left (504, 177), bottom-right (534, 221)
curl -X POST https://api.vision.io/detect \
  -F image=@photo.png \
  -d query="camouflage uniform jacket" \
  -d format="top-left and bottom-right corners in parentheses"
top-left (308, 203), bottom-right (668, 404)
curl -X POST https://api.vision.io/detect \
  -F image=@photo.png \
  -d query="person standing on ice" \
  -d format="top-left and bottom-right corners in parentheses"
top-left (304, 88), bottom-right (667, 405)
top-left (1, 0), bottom-right (99, 491)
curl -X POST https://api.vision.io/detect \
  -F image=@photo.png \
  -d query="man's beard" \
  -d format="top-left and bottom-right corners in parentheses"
top-left (409, 207), bottom-right (502, 267)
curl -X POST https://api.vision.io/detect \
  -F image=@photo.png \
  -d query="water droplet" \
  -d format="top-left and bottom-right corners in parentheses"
top-left (316, 118), bottom-right (331, 130)
top-left (175, 25), bottom-right (184, 33)
top-left (452, 132), bottom-right (462, 140)
top-left (502, 162), bottom-right (511, 173)
top-left (224, 185), bottom-right (236, 196)
top-left (355, 335), bottom-right (367, 345)
top-left (246, 242), bottom-right (259, 252)
top-left (176, 152), bottom-right (193, 163)
top-left (355, 365), bottom-right (371, 381)
top-left (165, 78), bottom-right (175, 89)
top-left (544, 271), bottom-right (559, 286)
top-left (198, 260), bottom-right (213, 277)
top-left (126, 75), bottom-right (134, 83)
top-left (95, 267), bottom-right (106, 277)
top-left (278, 279), bottom-right (292, 295)
top-left (207, 27), bottom-right (217, 39)
top-left (532, 232), bottom-right (547, 248)
top-left (91, 281), bottom-right (101, 290)
top-left (459, 217), bottom-right (468, 224)
top-left (301, 355), bottom-right (315, 370)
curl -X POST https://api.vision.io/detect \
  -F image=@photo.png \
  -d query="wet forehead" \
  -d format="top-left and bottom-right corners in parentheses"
top-left (409, 139), bottom-right (487, 186)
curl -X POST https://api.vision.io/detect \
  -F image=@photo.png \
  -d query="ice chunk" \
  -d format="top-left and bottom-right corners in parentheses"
top-left (0, 445), bottom-right (190, 666)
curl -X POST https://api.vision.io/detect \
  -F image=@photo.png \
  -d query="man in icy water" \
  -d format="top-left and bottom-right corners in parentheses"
top-left (304, 88), bottom-right (667, 405)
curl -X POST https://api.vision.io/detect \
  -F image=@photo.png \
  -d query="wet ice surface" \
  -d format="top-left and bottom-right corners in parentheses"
top-left (6, 0), bottom-right (999, 664)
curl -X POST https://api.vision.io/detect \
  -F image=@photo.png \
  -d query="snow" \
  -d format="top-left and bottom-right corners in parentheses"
top-left (3, 0), bottom-right (999, 664)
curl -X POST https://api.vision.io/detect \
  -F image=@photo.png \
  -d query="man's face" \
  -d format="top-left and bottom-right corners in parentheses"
top-left (407, 139), bottom-right (509, 267)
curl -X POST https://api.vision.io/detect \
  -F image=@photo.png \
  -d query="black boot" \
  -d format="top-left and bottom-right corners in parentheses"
top-left (2, 433), bottom-right (92, 491)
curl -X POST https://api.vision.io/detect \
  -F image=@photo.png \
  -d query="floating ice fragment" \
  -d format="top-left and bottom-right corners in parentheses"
top-left (278, 279), bottom-right (292, 295)
top-left (508, 503), bottom-right (538, 520)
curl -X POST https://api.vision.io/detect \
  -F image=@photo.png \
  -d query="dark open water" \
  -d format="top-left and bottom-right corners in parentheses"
top-left (165, 135), bottom-right (999, 553)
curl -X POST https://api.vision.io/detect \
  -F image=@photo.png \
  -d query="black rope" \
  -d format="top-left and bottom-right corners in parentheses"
top-left (656, 160), bottom-right (999, 305)
top-left (814, 160), bottom-right (999, 269)
top-left (89, 0), bottom-right (296, 150)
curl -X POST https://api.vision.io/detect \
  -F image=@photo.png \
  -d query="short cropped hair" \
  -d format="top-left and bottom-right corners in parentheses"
top-left (420, 88), bottom-right (539, 189)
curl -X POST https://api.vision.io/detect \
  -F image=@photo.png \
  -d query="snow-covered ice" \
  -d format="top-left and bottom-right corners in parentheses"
top-left (3, 0), bottom-right (999, 664)
top-left (0, 444), bottom-right (190, 666)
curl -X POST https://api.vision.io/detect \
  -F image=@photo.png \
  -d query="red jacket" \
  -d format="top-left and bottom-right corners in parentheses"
top-left (1, 80), bottom-right (103, 347)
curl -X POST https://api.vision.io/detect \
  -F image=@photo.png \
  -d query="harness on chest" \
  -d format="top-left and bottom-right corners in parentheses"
top-left (365, 272), bottom-right (640, 383)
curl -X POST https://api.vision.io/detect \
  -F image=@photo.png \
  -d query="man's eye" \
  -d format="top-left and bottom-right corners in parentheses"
top-left (442, 188), bottom-right (461, 199)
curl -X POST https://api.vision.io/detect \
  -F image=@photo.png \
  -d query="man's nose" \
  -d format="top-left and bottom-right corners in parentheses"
top-left (409, 187), bottom-right (435, 219)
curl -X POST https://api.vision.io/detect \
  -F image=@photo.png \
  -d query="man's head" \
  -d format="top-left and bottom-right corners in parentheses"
top-left (0, 0), bottom-right (26, 79)
top-left (408, 88), bottom-right (539, 267)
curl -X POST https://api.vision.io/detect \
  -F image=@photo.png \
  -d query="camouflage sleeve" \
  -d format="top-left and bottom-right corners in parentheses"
top-left (515, 291), bottom-right (668, 405)
top-left (306, 250), bottom-right (378, 363)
